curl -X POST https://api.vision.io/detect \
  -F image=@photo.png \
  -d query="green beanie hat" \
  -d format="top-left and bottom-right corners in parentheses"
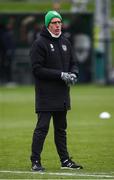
top-left (45, 10), bottom-right (62, 27)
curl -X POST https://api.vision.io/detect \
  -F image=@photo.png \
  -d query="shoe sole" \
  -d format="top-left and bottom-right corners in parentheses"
top-left (61, 167), bottom-right (82, 170)
top-left (31, 168), bottom-right (44, 172)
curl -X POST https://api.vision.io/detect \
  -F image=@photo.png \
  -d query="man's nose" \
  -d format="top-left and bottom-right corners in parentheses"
top-left (56, 22), bottom-right (61, 27)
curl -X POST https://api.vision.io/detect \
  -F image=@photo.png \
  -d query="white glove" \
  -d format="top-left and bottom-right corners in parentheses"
top-left (61, 72), bottom-right (71, 84)
top-left (69, 73), bottom-right (78, 85)
top-left (61, 72), bottom-right (77, 85)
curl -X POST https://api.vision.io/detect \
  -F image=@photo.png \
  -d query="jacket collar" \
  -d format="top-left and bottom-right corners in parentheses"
top-left (40, 26), bottom-right (62, 41)
top-left (47, 28), bottom-right (61, 38)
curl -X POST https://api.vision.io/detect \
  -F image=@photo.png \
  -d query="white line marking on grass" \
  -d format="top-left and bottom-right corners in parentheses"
top-left (0, 170), bottom-right (114, 178)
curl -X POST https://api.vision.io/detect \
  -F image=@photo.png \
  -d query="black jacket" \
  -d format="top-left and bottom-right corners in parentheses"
top-left (30, 26), bottom-right (78, 112)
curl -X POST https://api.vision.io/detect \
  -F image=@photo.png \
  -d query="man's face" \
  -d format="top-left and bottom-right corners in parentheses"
top-left (48, 17), bottom-right (62, 35)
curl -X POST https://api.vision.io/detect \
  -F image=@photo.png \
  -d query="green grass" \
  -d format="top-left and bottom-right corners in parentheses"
top-left (0, 1), bottom-right (114, 16)
top-left (0, 84), bottom-right (114, 179)
top-left (0, 2), bottom-right (71, 12)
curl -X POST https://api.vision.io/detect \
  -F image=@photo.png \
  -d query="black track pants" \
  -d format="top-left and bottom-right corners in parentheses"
top-left (31, 111), bottom-right (69, 162)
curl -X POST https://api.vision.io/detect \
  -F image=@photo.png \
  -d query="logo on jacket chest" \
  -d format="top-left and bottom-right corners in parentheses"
top-left (50, 44), bottom-right (55, 51)
top-left (62, 44), bottom-right (67, 51)
top-left (49, 43), bottom-right (67, 52)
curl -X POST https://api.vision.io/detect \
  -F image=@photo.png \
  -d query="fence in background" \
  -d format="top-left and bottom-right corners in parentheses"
top-left (0, 12), bottom-right (95, 85)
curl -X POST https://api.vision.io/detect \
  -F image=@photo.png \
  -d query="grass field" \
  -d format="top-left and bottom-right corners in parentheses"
top-left (0, 84), bottom-right (114, 179)
top-left (0, 1), bottom-right (114, 16)
top-left (0, 2), bottom-right (71, 12)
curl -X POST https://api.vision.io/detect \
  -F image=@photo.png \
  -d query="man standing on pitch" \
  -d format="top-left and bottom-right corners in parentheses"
top-left (30, 10), bottom-right (83, 172)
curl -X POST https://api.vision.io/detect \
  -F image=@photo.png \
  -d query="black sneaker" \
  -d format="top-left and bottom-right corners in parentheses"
top-left (61, 158), bottom-right (83, 170)
top-left (31, 160), bottom-right (45, 172)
